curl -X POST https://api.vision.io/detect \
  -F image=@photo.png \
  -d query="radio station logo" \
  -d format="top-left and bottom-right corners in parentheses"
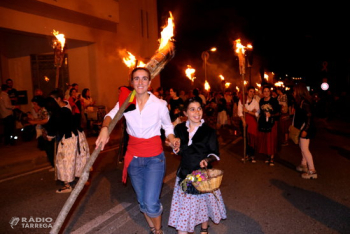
top-left (9, 216), bottom-right (53, 229)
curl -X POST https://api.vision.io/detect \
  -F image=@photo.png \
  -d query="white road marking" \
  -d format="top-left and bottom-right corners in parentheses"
top-left (73, 171), bottom-right (177, 234)
top-left (71, 202), bottom-right (132, 234)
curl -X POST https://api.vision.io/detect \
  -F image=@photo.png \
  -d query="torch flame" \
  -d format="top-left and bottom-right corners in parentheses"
top-left (122, 51), bottom-right (136, 68)
top-left (264, 73), bottom-right (269, 81)
top-left (204, 80), bottom-right (210, 91)
top-left (225, 82), bottom-right (231, 88)
top-left (256, 83), bottom-right (261, 88)
top-left (53, 30), bottom-right (66, 52)
top-left (235, 39), bottom-right (245, 54)
top-left (185, 65), bottom-right (196, 82)
top-left (159, 12), bottom-right (174, 50)
top-left (244, 80), bottom-right (248, 85)
top-left (44, 76), bottom-right (50, 82)
top-left (219, 75), bottom-right (225, 80)
top-left (138, 61), bottom-right (146, 67)
top-left (275, 81), bottom-right (284, 87)
top-left (236, 86), bottom-right (240, 92)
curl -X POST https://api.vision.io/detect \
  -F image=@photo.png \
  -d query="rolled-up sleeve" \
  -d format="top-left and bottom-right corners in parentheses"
top-left (105, 102), bottom-right (120, 119)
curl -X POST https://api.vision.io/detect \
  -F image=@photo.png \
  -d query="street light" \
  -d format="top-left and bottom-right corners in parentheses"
top-left (201, 47), bottom-right (216, 83)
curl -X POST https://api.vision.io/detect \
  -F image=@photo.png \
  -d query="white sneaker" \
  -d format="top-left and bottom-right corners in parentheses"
top-left (301, 171), bottom-right (317, 179)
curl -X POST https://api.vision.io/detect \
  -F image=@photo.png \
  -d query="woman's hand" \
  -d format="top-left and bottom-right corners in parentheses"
top-left (95, 127), bottom-right (110, 150)
top-left (265, 112), bottom-right (271, 118)
top-left (200, 159), bottom-right (208, 168)
top-left (171, 138), bottom-right (181, 153)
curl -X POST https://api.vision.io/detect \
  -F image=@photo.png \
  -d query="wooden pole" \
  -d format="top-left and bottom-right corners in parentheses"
top-left (55, 66), bottom-right (60, 88)
top-left (241, 74), bottom-right (246, 163)
top-left (50, 42), bottom-right (175, 234)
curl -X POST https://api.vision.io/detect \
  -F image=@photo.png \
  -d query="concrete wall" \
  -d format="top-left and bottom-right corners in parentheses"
top-left (0, 0), bottom-right (161, 113)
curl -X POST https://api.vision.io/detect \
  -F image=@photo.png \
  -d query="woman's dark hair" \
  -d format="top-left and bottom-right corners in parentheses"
top-left (276, 87), bottom-right (285, 94)
top-left (69, 88), bottom-right (77, 96)
top-left (247, 86), bottom-right (255, 92)
top-left (31, 95), bottom-right (45, 107)
top-left (184, 96), bottom-right (203, 110)
top-left (170, 88), bottom-right (179, 96)
top-left (130, 67), bottom-right (151, 81)
top-left (44, 96), bottom-right (60, 114)
top-left (293, 83), bottom-right (312, 104)
top-left (192, 88), bottom-right (199, 96)
top-left (50, 88), bottom-right (64, 100)
top-left (82, 88), bottom-right (89, 98)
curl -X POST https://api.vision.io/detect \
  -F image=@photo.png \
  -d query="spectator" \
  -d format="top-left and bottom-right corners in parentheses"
top-left (0, 84), bottom-right (16, 145)
top-left (277, 88), bottom-right (290, 146)
top-left (28, 95), bottom-right (49, 151)
top-left (293, 83), bottom-right (317, 179)
top-left (168, 88), bottom-right (184, 124)
top-left (81, 88), bottom-right (95, 130)
top-left (179, 90), bottom-right (188, 102)
top-left (238, 86), bottom-right (259, 163)
top-left (64, 84), bottom-right (72, 100)
top-left (257, 86), bottom-right (280, 166)
top-left (6, 79), bottom-right (18, 105)
top-left (68, 88), bottom-right (82, 130)
top-left (216, 92), bottom-right (228, 129)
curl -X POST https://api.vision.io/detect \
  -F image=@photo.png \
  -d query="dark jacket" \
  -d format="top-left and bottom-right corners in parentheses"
top-left (174, 122), bottom-right (219, 181)
top-left (294, 99), bottom-right (316, 139)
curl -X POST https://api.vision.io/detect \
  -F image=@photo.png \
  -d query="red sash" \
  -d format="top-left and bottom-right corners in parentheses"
top-left (122, 135), bottom-right (163, 183)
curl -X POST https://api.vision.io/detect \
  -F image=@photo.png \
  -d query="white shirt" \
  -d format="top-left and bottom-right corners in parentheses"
top-left (238, 98), bottom-right (260, 118)
top-left (106, 92), bottom-right (174, 139)
top-left (0, 91), bottom-right (14, 118)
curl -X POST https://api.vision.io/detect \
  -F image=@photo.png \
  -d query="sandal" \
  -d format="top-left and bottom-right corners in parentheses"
top-left (200, 225), bottom-right (210, 233)
top-left (149, 227), bottom-right (156, 234)
top-left (154, 229), bottom-right (163, 234)
top-left (56, 184), bottom-right (72, 193)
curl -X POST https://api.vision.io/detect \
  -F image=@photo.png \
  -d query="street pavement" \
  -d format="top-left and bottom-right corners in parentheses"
top-left (0, 117), bottom-right (350, 233)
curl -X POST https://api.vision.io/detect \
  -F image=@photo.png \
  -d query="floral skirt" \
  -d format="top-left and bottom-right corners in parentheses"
top-left (56, 131), bottom-right (90, 182)
top-left (168, 177), bottom-right (227, 232)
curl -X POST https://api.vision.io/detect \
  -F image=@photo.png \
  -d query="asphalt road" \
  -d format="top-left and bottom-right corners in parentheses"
top-left (1, 120), bottom-right (350, 234)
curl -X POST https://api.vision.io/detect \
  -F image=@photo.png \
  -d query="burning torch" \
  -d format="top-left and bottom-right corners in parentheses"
top-left (52, 30), bottom-right (66, 88)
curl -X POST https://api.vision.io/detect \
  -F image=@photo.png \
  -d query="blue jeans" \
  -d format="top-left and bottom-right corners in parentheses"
top-left (128, 152), bottom-right (166, 218)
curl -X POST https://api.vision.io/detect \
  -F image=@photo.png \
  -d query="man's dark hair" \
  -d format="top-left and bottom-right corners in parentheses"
top-left (1, 84), bottom-right (9, 91)
top-left (31, 95), bottom-right (45, 107)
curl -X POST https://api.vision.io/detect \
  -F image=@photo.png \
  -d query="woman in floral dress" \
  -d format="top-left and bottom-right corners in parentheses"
top-left (168, 97), bottom-right (226, 234)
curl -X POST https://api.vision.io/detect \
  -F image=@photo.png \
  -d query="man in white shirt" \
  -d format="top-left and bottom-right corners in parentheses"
top-left (0, 84), bottom-right (16, 145)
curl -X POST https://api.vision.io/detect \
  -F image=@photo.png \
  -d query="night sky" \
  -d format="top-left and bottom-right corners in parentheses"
top-left (157, 1), bottom-right (349, 93)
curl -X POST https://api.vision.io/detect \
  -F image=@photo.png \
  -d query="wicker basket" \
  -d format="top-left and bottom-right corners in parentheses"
top-left (193, 169), bottom-right (224, 193)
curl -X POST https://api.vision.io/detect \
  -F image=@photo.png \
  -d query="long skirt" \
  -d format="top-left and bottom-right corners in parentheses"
top-left (168, 177), bottom-right (227, 232)
top-left (257, 121), bottom-right (278, 155)
top-left (56, 131), bottom-right (90, 182)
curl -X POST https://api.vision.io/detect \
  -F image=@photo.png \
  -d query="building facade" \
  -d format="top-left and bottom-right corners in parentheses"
top-left (0, 0), bottom-right (160, 112)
